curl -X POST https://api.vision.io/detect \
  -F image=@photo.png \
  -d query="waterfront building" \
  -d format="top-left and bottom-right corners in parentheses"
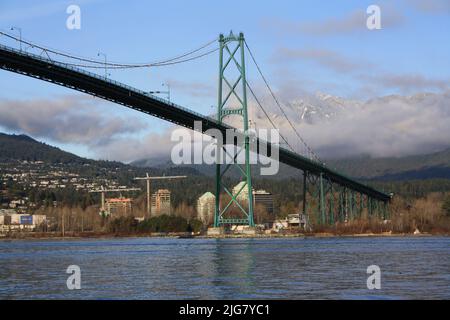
top-left (151, 189), bottom-right (171, 216)
top-left (232, 181), bottom-right (251, 202)
top-left (231, 183), bottom-right (274, 215)
top-left (253, 190), bottom-right (274, 215)
top-left (197, 192), bottom-right (215, 224)
top-left (105, 197), bottom-right (133, 217)
top-left (0, 212), bottom-right (47, 233)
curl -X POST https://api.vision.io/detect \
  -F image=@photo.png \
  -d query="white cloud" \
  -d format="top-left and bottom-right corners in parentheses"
top-left (245, 90), bottom-right (450, 159)
top-left (262, 7), bottom-right (404, 36)
top-left (272, 47), bottom-right (367, 73)
top-left (2, 90), bottom-right (450, 163)
top-left (0, 95), bottom-right (147, 148)
top-left (409, 0), bottom-right (450, 15)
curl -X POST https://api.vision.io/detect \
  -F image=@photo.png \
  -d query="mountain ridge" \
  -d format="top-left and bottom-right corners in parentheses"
top-left (0, 132), bottom-right (202, 177)
top-left (0, 132), bottom-right (86, 164)
top-left (132, 148), bottom-right (450, 181)
top-left (2, 132), bottom-right (449, 181)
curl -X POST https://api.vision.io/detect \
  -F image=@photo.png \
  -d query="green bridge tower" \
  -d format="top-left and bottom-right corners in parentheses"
top-left (214, 32), bottom-right (255, 227)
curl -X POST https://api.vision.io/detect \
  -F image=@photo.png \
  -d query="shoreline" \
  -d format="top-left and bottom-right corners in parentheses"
top-left (0, 231), bottom-right (448, 241)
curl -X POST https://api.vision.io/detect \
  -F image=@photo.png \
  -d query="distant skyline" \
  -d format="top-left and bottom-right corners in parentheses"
top-left (0, 0), bottom-right (449, 162)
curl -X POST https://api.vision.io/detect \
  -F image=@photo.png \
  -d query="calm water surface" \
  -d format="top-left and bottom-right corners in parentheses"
top-left (0, 236), bottom-right (449, 299)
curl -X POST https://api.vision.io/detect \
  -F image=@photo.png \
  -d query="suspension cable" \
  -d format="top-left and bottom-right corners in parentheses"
top-left (244, 40), bottom-right (321, 162)
top-left (59, 47), bottom-right (220, 69)
top-left (0, 30), bottom-right (217, 68)
top-left (247, 82), bottom-right (295, 152)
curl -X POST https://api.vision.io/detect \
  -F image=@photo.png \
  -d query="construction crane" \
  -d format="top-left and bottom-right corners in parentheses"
top-left (134, 174), bottom-right (187, 217)
top-left (89, 186), bottom-right (141, 216)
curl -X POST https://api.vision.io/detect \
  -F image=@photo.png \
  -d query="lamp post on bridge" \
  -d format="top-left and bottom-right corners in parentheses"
top-left (10, 26), bottom-right (22, 51)
top-left (97, 52), bottom-right (109, 78)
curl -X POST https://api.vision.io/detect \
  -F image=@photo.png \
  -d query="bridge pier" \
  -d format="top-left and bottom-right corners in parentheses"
top-left (319, 173), bottom-right (325, 225)
top-left (302, 171), bottom-right (308, 227)
top-left (359, 193), bottom-right (364, 218)
top-left (214, 32), bottom-right (254, 227)
top-left (328, 183), bottom-right (335, 225)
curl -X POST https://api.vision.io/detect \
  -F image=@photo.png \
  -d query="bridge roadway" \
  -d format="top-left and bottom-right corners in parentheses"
top-left (0, 44), bottom-right (390, 202)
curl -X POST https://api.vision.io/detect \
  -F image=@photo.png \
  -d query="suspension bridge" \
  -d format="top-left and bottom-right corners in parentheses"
top-left (0, 30), bottom-right (391, 228)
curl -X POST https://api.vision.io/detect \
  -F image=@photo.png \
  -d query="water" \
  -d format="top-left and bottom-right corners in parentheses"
top-left (0, 236), bottom-right (449, 299)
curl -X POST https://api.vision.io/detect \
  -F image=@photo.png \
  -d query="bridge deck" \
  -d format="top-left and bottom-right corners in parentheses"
top-left (0, 44), bottom-right (390, 202)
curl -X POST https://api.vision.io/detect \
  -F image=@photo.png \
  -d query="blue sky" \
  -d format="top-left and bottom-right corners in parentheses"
top-left (0, 0), bottom-right (449, 160)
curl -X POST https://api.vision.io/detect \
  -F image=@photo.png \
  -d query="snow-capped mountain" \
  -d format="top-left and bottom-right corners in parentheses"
top-left (88, 88), bottom-right (449, 162)
top-left (242, 89), bottom-right (450, 159)
top-left (285, 92), bottom-right (362, 124)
